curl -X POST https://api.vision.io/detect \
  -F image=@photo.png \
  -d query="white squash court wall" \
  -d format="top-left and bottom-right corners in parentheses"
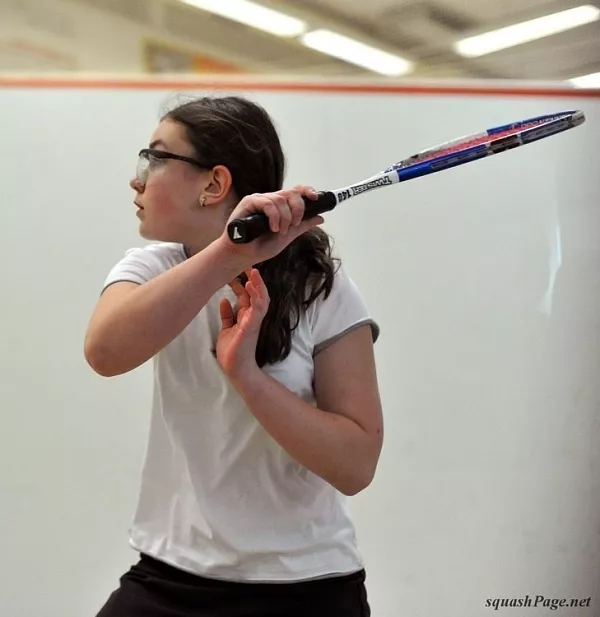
top-left (1, 78), bottom-right (599, 617)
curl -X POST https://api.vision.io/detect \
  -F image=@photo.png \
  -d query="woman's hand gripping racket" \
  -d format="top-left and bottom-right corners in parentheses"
top-left (227, 109), bottom-right (585, 244)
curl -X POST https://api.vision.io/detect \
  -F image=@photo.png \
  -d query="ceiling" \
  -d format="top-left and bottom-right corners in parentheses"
top-left (7, 0), bottom-right (600, 81)
top-left (285, 0), bottom-right (600, 80)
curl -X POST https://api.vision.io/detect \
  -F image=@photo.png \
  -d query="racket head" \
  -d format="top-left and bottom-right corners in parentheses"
top-left (387, 110), bottom-right (585, 173)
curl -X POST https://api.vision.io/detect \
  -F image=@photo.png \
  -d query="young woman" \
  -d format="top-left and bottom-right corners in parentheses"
top-left (85, 94), bottom-right (383, 617)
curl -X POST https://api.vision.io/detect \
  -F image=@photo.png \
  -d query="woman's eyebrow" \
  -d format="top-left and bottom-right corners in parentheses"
top-left (149, 139), bottom-right (167, 149)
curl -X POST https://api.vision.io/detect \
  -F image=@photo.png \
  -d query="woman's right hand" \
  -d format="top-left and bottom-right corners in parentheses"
top-left (216, 185), bottom-right (325, 266)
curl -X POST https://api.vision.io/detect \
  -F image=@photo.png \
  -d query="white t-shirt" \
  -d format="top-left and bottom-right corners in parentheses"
top-left (102, 242), bottom-right (379, 582)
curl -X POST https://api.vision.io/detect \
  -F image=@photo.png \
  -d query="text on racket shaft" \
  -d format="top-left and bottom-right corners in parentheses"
top-left (336, 176), bottom-right (393, 202)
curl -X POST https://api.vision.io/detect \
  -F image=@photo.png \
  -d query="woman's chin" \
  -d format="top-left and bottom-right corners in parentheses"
top-left (138, 223), bottom-right (178, 244)
top-left (138, 220), bottom-right (156, 240)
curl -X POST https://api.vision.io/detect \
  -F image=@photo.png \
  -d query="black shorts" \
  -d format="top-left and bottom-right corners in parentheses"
top-left (95, 553), bottom-right (371, 617)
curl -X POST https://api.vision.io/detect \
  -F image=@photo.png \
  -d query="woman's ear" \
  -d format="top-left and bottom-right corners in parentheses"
top-left (201, 165), bottom-right (234, 206)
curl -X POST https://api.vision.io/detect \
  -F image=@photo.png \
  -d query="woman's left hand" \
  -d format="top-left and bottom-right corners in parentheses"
top-left (216, 267), bottom-right (269, 379)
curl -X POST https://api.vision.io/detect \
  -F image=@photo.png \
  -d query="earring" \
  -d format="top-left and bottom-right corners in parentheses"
top-left (199, 196), bottom-right (206, 208)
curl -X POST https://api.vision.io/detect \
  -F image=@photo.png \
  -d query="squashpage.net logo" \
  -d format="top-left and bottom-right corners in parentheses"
top-left (485, 595), bottom-right (592, 611)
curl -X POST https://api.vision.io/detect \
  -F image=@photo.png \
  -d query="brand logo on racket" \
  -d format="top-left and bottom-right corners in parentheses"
top-left (351, 176), bottom-right (393, 195)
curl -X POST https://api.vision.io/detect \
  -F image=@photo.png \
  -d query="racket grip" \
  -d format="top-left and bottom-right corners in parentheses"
top-left (226, 191), bottom-right (337, 244)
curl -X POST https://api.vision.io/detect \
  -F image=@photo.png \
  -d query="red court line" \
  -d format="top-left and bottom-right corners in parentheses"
top-left (0, 76), bottom-right (599, 98)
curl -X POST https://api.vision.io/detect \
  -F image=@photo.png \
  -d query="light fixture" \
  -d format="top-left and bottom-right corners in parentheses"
top-left (301, 29), bottom-right (414, 76)
top-left (569, 71), bottom-right (600, 88)
top-left (454, 5), bottom-right (600, 57)
top-left (180, 0), bottom-right (307, 37)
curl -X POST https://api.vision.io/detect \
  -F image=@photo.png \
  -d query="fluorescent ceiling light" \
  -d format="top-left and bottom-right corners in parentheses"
top-left (301, 29), bottom-right (413, 76)
top-left (569, 71), bottom-right (600, 87)
top-left (180, 0), bottom-right (307, 37)
top-left (454, 5), bottom-right (600, 57)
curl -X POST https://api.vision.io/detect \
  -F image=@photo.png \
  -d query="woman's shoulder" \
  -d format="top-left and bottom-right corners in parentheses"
top-left (103, 242), bottom-right (186, 289)
top-left (314, 262), bottom-right (363, 306)
top-left (120, 242), bottom-right (186, 263)
top-left (306, 262), bottom-right (380, 348)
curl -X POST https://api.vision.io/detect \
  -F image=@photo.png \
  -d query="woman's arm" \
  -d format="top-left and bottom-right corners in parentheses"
top-left (84, 240), bottom-right (247, 377)
top-left (229, 324), bottom-right (384, 496)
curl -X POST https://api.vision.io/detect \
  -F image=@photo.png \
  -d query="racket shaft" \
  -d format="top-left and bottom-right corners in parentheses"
top-left (328, 170), bottom-right (400, 203)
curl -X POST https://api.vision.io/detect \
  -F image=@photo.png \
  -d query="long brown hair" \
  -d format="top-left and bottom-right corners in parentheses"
top-left (164, 95), bottom-right (339, 366)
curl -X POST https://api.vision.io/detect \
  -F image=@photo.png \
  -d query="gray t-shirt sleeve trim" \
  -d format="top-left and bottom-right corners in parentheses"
top-left (101, 279), bottom-right (142, 294)
top-left (313, 318), bottom-right (380, 356)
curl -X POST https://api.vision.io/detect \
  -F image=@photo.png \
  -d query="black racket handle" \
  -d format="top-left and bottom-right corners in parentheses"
top-left (227, 191), bottom-right (337, 244)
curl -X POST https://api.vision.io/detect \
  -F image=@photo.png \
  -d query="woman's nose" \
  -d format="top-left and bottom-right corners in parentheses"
top-left (130, 177), bottom-right (144, 192)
